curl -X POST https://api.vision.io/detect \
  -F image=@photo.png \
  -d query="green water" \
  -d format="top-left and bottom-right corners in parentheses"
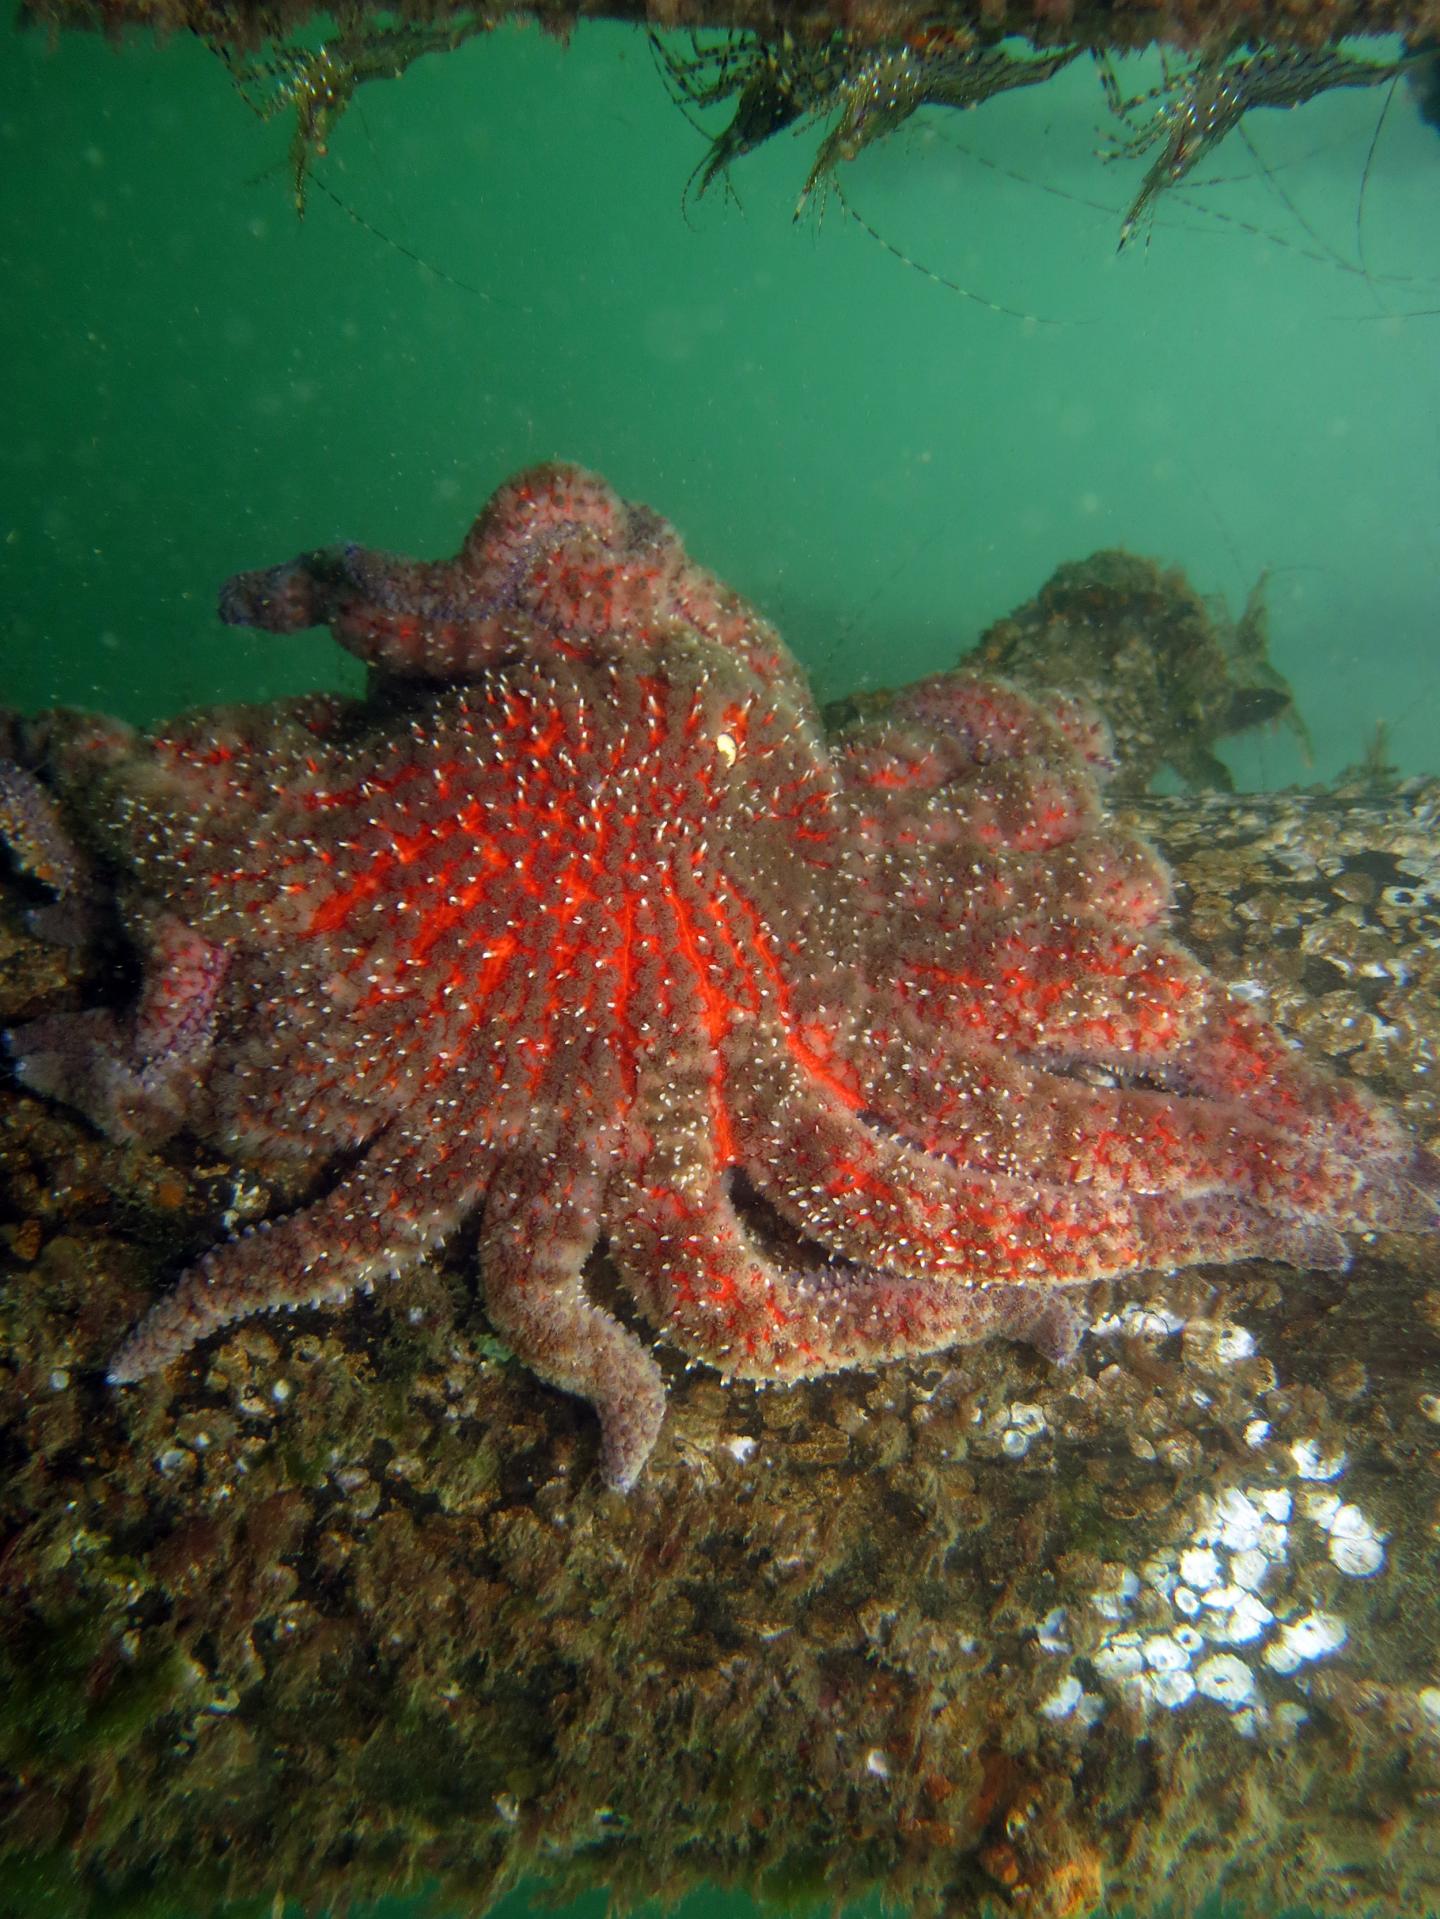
top-left (2, 24), bottom-right (1438, 779)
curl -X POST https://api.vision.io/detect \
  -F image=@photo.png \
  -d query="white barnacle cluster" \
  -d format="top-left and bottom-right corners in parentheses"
top-left (997, 1401), bottom-right (1049, 1459)
top-left (1289, 1436), bottom-right (1348, 1481)
top-left (1091, 1301), bottom-right (1261, 1376)
top-left (1090, 1298), bottom-right (1186, 1341)
top-left (1262, 1610), bottom-right (1347, 1674)
top-left (1286, 1436), bottom-right (1387, 1574)
top-left (1033, 1443), bottom-right (1391, 1737)
top-left (1299, 1488), bottom-right (1387, 1578)
top-left (967, 1396), bottom-right (1054, 1463)
top-left (1037, 1673), bottom-right (1098, 1724)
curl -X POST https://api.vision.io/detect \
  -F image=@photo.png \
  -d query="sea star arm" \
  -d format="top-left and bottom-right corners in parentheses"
top-left (218, 546), bottom-right (527, 681)
top-left (0, 753), bottom-right (110, 946)
top-left (1156, 995), bottom-right (1440, 1227)
top-left (215, 462), bottom-right (654, 679)
top-left (0, 758), bottom-right (88, 897)
top-left (883, 900), bottom-right (1437, 1228)
top-left (0, 755), bottom-right (225, 1140)
top-left (611, 1045), bottom-right (1101, 1395)
top-left (609, 1142), bottom-right (1088, 1395)
top-left (808, 922), bottom-right (1437, 1252)
top-left (107, 1128), bottom-right (482, 1384)
top-left (860, 905), bottom-right (1201, 1078)
top-left (829, 1010), bottom-right (1414, 1222)
top-left (8, 915), bottom-right (228, 1144)
top-left (477, 1151), bottom-right (666, 1493)
top-left (840, 675), bottom-right (1121, 825)
top-left (219, 465), bottom-right (796, 686)
top-left (729, 1031), bottom-right (1359, 1289)
top-left (846, 725), bottom-right (1103, 862)
top-left (837, 1117), bottom-right (1352, 1281)
top-left (839, 675), bottom-right (1175, 933)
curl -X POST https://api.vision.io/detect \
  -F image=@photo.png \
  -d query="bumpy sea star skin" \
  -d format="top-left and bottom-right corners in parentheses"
top-left (5, 466), bottom-right (1437, 1489)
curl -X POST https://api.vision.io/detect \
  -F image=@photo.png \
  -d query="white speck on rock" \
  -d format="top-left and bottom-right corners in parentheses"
top-left (1093, 1635), bottom-right (1146, 1680)
top-left (1195, 1654), bottom-right (1257, 1708)
top-left (1291, 1438), bottom-right (1348, 1481)
top-left (1036, 1608), bottom-right (1071, 1654)
top-left (1039, 1675), bottom-right (1083, 1720)
top-left (1179, 1546), bottom-right (1222, 1590)
top-left (1148, 1668), bottom-right (1197, 1710)
top-left (1329, 1531), bottom-right (1385, 1578)
top-left (1277, 1612), bottom-right (1347, 1666)
top-left (1143, 1634), bottom-right (1191, 1674)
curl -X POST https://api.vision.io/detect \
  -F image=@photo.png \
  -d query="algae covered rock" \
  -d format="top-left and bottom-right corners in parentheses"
top-left (3, 757), bottom-right (1439, 1919)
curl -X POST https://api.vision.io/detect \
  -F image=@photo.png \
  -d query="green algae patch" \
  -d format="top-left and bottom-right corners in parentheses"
top-left (0, 1618), bottom-right (192, 1772)
top-left (0, 1850), bottom-right (281, 1919)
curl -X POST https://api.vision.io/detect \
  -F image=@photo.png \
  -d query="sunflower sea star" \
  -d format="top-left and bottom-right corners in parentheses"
top-left (4, 465), bottom-right (1436, 1488)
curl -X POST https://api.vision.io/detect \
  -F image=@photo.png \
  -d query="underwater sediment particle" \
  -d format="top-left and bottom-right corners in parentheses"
top-left (2, 465), bottom-right (1434, 1501)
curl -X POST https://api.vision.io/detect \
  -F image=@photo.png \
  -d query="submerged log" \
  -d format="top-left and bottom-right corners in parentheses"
top-left (2, 771), bottom-right (1438, 1919)
top-left (17, 0), bottom-right (1440, 55)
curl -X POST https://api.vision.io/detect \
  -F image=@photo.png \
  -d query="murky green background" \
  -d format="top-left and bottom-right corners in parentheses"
top-left (2, 24), bottom-right (1438, 785)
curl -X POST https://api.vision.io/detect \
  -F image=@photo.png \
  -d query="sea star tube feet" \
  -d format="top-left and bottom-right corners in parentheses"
top-left (5, 463), bottom-right (1437, 1490)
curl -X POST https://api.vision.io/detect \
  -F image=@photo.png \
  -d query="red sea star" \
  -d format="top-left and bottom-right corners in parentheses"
top-left (4, 465), bottom-right (1436, 1488)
